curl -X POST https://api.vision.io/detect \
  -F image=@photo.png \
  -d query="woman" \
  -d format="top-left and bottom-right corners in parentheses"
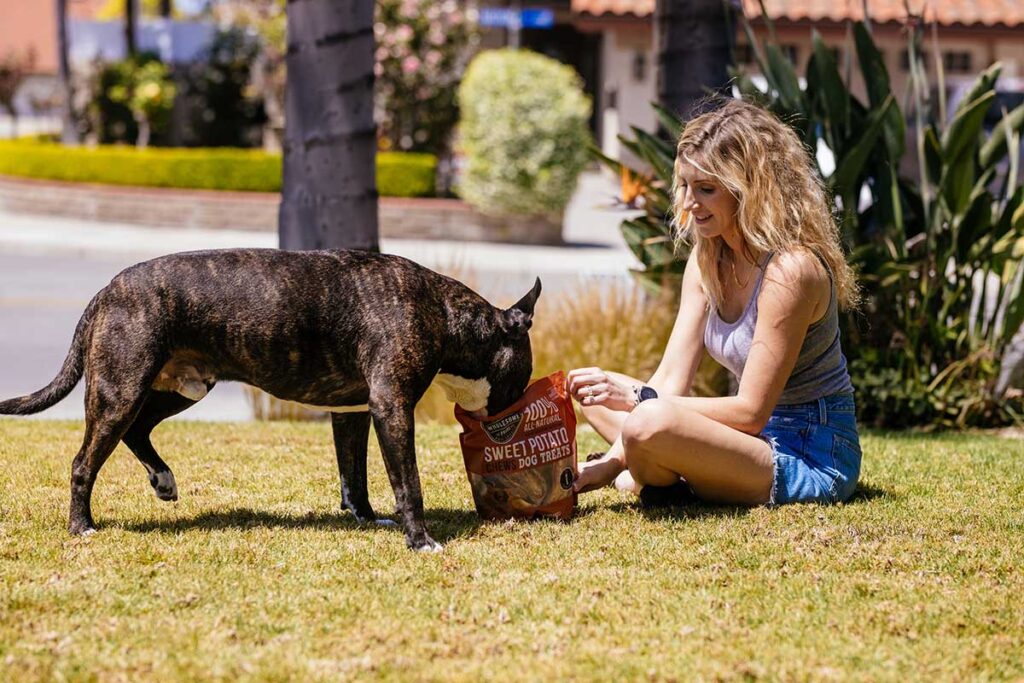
top-left (570, 99), bottom-right (862, 506)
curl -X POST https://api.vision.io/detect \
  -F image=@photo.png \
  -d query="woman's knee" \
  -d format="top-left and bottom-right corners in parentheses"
top-left (621, 400), bottom-right (677, 455)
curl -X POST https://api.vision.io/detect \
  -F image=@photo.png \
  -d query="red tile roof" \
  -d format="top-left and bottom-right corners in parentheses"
top-left (570, 0), bottom-right (1024, 27)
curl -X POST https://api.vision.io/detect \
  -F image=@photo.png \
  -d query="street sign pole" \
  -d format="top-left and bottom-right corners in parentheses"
top-left (509, 0), bottom-right (521, 49)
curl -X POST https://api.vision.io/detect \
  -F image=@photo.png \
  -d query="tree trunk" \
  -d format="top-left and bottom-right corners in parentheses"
top-left (134, 111), bottom-right (150, 148)
top-left (55, 0), bottom-right (79, 144)
top-left (655, 0), bottom-right (736, 123)
top-left (279, 0), bottom-right (379, 251)
top-left (125, 0), bottom-right (138, 57)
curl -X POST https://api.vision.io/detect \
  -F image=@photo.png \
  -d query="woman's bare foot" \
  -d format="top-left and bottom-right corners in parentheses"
top-left (574, 454), bottom-right (625, 493)
top-left (613, 469), bottom-right (641, 494)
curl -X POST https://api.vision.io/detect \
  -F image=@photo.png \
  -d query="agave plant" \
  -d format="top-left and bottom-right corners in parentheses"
top-left (591, 104), bottom-right (687, 293)
top-left (597, 15), bottom-right (1024, 428)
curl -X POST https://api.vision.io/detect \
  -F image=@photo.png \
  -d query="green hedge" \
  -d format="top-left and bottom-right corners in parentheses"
top-left (0, 140), bottom-right (436, 197)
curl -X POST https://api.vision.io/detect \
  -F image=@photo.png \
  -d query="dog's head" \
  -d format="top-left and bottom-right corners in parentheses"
top-left (437, 278), bottom-right (541, 418)
top-left (483, 278), bottom-right (541, 415)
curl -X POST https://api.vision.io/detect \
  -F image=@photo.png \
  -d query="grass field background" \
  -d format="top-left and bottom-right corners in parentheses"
top-left (1, 419), bottom-right (1023, 681)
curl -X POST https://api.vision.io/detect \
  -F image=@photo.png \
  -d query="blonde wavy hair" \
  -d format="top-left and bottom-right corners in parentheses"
top-left (671, 99), bottom-right (859, 311)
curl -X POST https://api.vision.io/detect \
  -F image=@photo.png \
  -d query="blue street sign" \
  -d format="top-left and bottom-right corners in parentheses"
top-left (479, 8), bottom-right (515, 27)
top-left (521, 9), bottom-right (554, 28)
top-left (479, 7), bottom-right (554, 29)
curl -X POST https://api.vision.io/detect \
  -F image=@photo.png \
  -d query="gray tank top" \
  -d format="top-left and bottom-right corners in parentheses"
top-left (703, 252), bottom-right (854, 405)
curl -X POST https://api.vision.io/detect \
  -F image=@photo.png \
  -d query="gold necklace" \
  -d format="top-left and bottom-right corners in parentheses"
top-left (730, 256), bottom-right (752, 288)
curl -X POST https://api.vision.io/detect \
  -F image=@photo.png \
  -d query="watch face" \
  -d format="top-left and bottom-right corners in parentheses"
top-left (639, 386), bottom-right (658, 402)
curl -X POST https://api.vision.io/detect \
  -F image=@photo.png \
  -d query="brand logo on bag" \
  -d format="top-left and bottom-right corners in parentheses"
top-left (483, 412), bottom-right (523, 443)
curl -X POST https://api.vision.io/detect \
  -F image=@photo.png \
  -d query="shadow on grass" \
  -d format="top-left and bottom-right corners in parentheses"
top-left (587, 481), bottom-right (894, 520)
top-left (118, 504), bottom-right (609, 544)
top-left (116, 486), bottom-right (892, 540)
top-left (846, 482), bottom-right (892, 503)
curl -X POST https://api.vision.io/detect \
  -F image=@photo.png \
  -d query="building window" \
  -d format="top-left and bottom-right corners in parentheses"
top-left (943, 51), bottom-right (973, 73)
top-left (632, 51), bottom-right (647, 82)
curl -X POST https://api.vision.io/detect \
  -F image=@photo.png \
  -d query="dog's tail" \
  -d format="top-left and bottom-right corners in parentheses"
top-left (0, 296), bottom-right (98, 415)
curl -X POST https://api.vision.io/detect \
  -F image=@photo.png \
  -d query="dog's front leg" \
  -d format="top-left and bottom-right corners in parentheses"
top-left (369, 401), bottom-right (440, 552)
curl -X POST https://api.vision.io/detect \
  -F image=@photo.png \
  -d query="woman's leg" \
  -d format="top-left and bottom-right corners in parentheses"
top-left (621, 398), bottom-right (773, 505)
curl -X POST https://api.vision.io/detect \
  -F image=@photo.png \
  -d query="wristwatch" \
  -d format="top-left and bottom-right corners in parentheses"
top-left (633, 384), bottom-right (658, 407)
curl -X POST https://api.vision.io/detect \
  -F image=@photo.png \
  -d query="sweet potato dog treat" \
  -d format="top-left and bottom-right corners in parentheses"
top-left (455, 371), bottom-right (577, 521)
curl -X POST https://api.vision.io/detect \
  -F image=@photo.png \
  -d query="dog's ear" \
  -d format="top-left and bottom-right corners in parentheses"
top-left (502, 278), bottom-right (542, 336)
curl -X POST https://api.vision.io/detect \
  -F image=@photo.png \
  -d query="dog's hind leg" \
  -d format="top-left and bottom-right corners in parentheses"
top-left (122, 389), bottom-right (205, 502)
top-left (69, 306), bottom-right (165, 535)
top-left (331, 411), bottom-right (391, 524)
top-left (69, 378), bottom-right (152, 536)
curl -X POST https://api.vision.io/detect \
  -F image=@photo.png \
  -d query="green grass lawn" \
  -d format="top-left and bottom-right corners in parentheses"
top-left (1, 419), bottom-right (1022, 681)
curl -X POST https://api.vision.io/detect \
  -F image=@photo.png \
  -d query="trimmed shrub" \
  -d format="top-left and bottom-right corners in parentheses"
top-left (0, 140), bottom-right (436, 197)
top-left (456, 49), bottom-right (591, 217)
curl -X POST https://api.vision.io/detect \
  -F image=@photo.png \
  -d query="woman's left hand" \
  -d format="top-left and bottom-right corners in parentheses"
top-left (566, 367), bottom-right (636, 412)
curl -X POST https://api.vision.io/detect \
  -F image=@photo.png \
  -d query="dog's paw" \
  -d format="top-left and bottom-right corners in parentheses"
top-left (68, 521), bottom-right (96, 536)
top-left (345, 505), bottom-right (398, 527)
top-left (410, 536), bottom-right (443, 553)
top-left (149, 471), bottom-right (179, 502)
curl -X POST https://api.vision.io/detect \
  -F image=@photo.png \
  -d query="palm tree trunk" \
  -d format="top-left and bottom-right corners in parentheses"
top-left (55, 0), bottom-right (79, 144)
top-left (279, 0), bottom-right (378, 251)
top-left (655, 0), bottom-right (736, 122)
top-left (125, 0), bottom-right (138, 57)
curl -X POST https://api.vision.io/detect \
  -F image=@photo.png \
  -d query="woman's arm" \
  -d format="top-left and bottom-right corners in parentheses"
top-left (647, 249), bottom-right (711, 397)
top-left (567, 249), bottom-right (710, 410)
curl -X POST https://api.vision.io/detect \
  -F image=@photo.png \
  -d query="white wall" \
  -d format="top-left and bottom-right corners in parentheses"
top-left (599, 28), bottom-right (657, 168)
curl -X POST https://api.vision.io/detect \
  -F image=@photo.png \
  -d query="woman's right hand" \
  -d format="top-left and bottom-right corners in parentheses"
top-left (567, 367), bottom-right (636, 412)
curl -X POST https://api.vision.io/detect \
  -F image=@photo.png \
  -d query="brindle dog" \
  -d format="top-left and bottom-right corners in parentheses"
top-left (0, 249), bottom-right (541, 551)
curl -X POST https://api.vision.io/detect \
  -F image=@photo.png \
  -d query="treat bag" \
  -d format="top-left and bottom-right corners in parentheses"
top-left (455, 371), bottom-right (578, 521)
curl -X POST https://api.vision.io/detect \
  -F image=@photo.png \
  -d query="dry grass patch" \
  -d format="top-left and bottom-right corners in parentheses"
top-left (2, 420), bottom-right (1023, 681)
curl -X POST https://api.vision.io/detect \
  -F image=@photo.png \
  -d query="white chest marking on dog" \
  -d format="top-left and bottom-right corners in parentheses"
top-left (435, 373), bottom-right (491, 412)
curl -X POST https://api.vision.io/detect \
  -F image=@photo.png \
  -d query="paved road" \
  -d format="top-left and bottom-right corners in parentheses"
top-left (0, 171), bottom-right (642, 421)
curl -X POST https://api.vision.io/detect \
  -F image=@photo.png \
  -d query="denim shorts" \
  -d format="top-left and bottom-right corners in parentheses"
top-left (763, 393), bottom-right (862, 505)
